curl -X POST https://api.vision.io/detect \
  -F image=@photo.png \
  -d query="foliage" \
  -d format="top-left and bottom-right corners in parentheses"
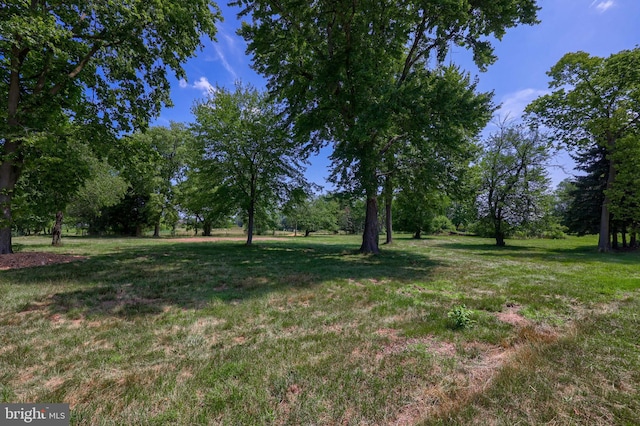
top-left (526, 48), bottom-right (640, 251)
top-left (65, 159), bottom-right (128, 234)
top-left (431, 215), bottom-right (456, 234)
top-left (176, 171), bottom-right (231, 236)
top-left (12, 128), bottom-right (92, 235)
top-left (476, 123), bottom-right (551, 246)
top-left (284, 195), bottom-right (340, 236)
top-left (557, 146), bottom-right (608, 236)
top-left (234, 0), bottom-right (539, 253)
top-left (394, 187), bottom-right (448, 239)
top-left (606, 133), bottom-right (640, 238)
top-left (190, 82), bottom-right (308, 244)
top-left (0, 0), bottom-right (220, 252)
top-left (334, 197), bottom-right (367, 235)
top-left (127, 124), bottom-right (190, 236)
top-left (447, 304), bottom-right (476, 330)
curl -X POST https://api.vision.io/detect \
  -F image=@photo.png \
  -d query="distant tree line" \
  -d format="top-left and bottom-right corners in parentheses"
top-left (3, 0), bottom-right (638, 252)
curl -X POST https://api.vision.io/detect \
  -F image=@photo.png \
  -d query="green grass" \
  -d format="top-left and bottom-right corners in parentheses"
top-left (1, 234), bottom-right (638, 425)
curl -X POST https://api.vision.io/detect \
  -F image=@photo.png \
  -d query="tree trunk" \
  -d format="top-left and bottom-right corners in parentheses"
top-left (383, 175), bottom-right (393, 245)
top-left (413, 229), bottom-right (422, 239)
top-left (246, 174), bottom-right (256, 245)
top-left (153, 220), bottom-right (161, 238)
top-left (494, 219), bottom-right (506, 246)
top-left (631, 232), bottom-right (637, 248)
top-left (622, 228), bottom-right (627, 249)
top-left (246, 200), bottom-right (255, 245)
top-left (0, 50), bottom-right (25, 254)
top-left (304, 229), bottom-right (310, 237)
top-left (51, 211), bottom-right (63, 246)
top-left (202, 221), bottom-right (211, 237)
top-left (598, 145), bottom-right (616, 252)
top-left (360, 194), bottom-right (379, 254)
top-left (0, 144), bottom-right (21, 254)
top-left (135, 224), bottom-right (143, 237)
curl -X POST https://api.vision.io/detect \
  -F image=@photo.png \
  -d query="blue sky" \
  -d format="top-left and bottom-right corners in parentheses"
top-left (156, 0), bottom-right (640, 190)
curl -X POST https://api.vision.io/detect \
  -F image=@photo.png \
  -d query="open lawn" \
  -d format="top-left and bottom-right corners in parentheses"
top-left (1, 234), bottom-right (638, 425)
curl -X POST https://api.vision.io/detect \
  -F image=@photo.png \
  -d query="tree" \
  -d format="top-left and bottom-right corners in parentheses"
top-left (177, 170), bottom-right (231, 236)
top-left (394, 187), bottom-right (448, 239)
top-left (234, 0), bottom-right (539, 253)
top-left (607, 133), bottom-right (640, 247)
top-left (378, 66), bottom-right (491, 244)
top-left (66, 158), bottom-right (128, 234)
top-left (558, 145), bottom-right (608, 236)
top-left (284, 195), bottom-right (340, 237)
top-left (13, 127), bottom-right (92, 244)
top-left (526, 48), bottom-right (640, 251)
top-left (0, 0), bottom-right (220, 253)
top-left (191, 83), bottom-right (308, 245)
top-left (128, 124), bottom-right (190, 237)
top-left (477, 123), bottom-right (551, 246)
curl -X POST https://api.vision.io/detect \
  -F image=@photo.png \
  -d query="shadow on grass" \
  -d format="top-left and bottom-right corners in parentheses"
top-left (5, 239), bottom-right (441, 319)
top-left (432, 238), bottom-right (640, 265)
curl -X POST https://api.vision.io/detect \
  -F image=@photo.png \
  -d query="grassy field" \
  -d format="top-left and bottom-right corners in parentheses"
top-left (1, 233), bottom-right (638, 425)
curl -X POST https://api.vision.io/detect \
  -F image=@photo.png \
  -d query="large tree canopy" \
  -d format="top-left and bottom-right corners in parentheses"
top-left (526, 48), bottom-right (640, 251)
top-left (234, 0), bottom-right (539, 253)
top-left (0, 0), bottom-right (220, 253)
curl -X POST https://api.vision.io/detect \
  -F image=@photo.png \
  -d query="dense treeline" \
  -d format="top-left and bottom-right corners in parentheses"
top-left (3, 1), bottom-right (638, 252)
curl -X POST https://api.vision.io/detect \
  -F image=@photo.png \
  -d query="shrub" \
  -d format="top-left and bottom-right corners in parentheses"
top-left (447, 304), bottom-right (476, 329)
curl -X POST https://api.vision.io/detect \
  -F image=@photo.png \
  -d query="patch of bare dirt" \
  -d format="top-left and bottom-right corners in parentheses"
top-left (495, 303), bottom-right (530, 327)
top-left (0, 252), bottom-right (87, 270)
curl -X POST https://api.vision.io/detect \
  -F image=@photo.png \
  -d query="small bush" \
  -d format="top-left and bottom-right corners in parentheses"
top-left (447, 304), bottom-right (476, 329)
top-left (431, 215), bottom-right (455, 234)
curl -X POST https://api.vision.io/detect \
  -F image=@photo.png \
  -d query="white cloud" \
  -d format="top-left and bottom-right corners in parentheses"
top-left (193, 77), bottom-right (215, 95)
top-left (177, 76), bottom-right (216, 95)
top-left (213, 43), bottom-right (238, 80)
top-left (496, 88), bottom-right (549, 121)
top-left (591, 0), bottom-right (615, 13)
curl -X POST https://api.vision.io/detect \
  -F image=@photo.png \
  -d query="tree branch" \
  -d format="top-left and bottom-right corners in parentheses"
top-left (49, 42), bottom-right (103, 96)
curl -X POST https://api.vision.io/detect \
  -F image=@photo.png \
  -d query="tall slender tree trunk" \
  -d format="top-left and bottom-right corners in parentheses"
top-left (153, 220), bottom-right (161, 238)
top-left (384, 176), bottom-right (393, 245)
top-left (598, 142), bottom-right (616, 252)
top-left (51, 211), bottom-right (63, 246)
top-left (246, 177), bottom-right (256, 245)
top-left (246, 200), bottom-right (255, 245)
top-left (494, 217), bottom-right (506, 246)
top-left (360, 193), bottom-right (379, 254)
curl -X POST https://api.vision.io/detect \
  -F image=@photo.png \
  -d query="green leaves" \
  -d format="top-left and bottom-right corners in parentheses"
top-left (526, 48), bottom-right (640, 250)
top-left (189, 82), bottom-right (309, 242)
top-left (1, 0), bottom-right (220, 138)
top-left (477, 123), bottom-right (551, 245)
